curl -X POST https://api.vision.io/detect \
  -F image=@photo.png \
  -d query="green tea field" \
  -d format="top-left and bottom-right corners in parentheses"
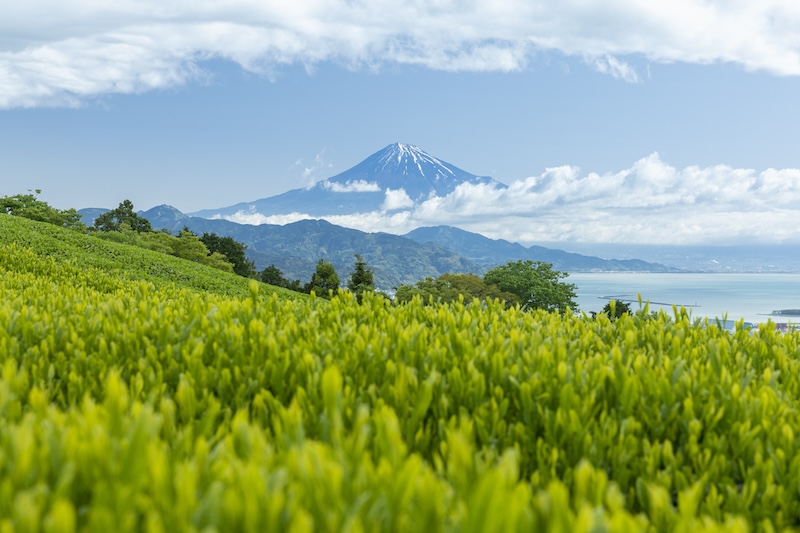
top-left (1, 215), bottom-right (799, 531)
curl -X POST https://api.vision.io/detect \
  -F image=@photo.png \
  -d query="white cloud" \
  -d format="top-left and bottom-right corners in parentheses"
top-left (225, 211), bottom-right (312, 226)
top-left (382, 188), bottom-right (414, 211)
top-left (322, 180), bottom-right (380, 193)
top-left (3, 1), bottom-right (800, 107)
top-left (224, 153), bottom-right (800, 245)
top-left (589, 55), bottom-right (640, 83)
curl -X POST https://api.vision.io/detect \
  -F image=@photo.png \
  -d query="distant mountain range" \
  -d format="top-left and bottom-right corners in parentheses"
top-left (78, 204), bottom-right (678, 289)
top-left (404, 226), bottom-right (671, 272)
top-left (556, 242), bottom-right (800, 274)
top-left (189, 143), bottom-right (505, 218)
top-left (137, 205), bottom-right (484, 288)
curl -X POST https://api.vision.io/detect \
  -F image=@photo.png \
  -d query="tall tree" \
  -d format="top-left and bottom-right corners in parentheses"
top-left (305, 259), bottom-right (340, 298)
top-left (484, 260), bottom-right (578, 314)
top-left (347, 254), bottom-right (375, 303)
top-left (200, 232), bottom-right (255, 278)
top-left (94, 200), bottom-right (152, 233)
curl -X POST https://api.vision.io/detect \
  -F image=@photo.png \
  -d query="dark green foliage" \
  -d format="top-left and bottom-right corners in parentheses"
top-left (260, 264), bottom-right (303, 292)
top-left (94, 200), bottom-right (152, 233)
top-left (395, 272), bottom-right (518, 306)
top-left (484, 260), bottom-right (578, 313)
top-left (200, 232), bottom-right (256, 278)
top-left (594, 299), bottom-right (632, 321)
top-left (305, 259), bottom-right (340, 298)
top-left (0, 190), bottom-right (85, 231)
top-left (347, 254), bottom-right (375, 303)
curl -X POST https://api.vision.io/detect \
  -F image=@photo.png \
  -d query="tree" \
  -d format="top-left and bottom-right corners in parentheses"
top-left (200, 232), bottom-right (255, 278)
top-left (94, 200), bottom-right (152, 233)
top-left (347, 254), bottom-right (375, 303)
top-left (171, 229), bottom-right (233, 272)
top-left (260, 265), bottom-right (287, 286)
top-left (305, 259), bottom-right (340, 298)
top-left (395, 272), bottom-right (518, 306)
top-left (0, 190), bottom-right (85, 231)
top-left (483, 260), bottom-right (578, 313)
top-left (591, 299), bottom-right (632, 321)
top-left (603, 299), bottom-right (632, 320)
top-left (260, 265), bottom-right (302, 292)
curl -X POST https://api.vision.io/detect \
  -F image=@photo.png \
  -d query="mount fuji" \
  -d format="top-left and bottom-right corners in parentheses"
top-left (189, 143), bottom-right (505, 219)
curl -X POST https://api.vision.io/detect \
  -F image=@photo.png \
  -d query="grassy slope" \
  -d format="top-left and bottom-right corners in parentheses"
top-left (0, 214), bottom-right (305, 301)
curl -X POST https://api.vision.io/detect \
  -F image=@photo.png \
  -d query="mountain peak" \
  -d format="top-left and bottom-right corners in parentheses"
top-left (321, 143), bottom-right (501, 201)
top-left (372, 143), bottom-right (456, 181)
top-left (189, 143), bottom-right (506, 219)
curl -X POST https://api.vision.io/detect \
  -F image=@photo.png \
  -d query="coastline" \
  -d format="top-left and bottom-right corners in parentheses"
top-left (570, 272), bottom-right (800, 327)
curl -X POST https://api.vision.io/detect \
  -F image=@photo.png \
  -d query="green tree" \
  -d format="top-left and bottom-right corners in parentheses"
top-left (601, 299), bottom-right (632, 320)
top-left (171, 229), bottom-right (233, 272)
top-left (484, 260), bottom-right (577, 313)
top-left (200, 232), bottom-right (256, 278)
top-left (395, 272), bottom-right (518, 306)
top-left (0, 190), bottom-right (85, 231)
top-left (590, 299), bottom-right (632, 321)
top-left (260, 265), bottom-right (302, 292)
top-left (94, 200), bottom-right (152, 233)
top-left (305, 259), bottom-right (340, 298)
top-left (347, 254), bottom-right (375, 303)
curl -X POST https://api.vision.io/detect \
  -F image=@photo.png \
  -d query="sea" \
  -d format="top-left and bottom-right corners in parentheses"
top-left (569, 273), bottom-right (800, 329)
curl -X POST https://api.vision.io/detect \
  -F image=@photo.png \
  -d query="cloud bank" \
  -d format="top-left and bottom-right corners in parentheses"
top-left (3, 1), bottom-right (800, 107)
top-left (224, 153), bottom-right (800, 246)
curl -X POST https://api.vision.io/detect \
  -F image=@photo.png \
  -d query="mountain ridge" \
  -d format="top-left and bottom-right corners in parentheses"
top-left (138, 206), bottom-right (483, 288)
top-left (404, 226), bottom-right (680, 272)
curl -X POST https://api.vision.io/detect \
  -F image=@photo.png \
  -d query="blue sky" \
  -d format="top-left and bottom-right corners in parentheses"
top-left (2, 1), bottom-right (800, 245)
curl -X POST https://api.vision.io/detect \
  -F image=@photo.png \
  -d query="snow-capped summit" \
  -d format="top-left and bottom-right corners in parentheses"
top-left (323, 143), bottom-right (501, 201)
top-left (189, 143), bottom-right (506, 220)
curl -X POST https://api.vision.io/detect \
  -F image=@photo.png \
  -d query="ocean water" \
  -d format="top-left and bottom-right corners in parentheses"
top-left (569, 273), bottom-right (800, 327)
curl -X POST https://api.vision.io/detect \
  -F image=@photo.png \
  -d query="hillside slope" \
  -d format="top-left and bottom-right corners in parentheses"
top-left (0, 214), bottom-right (304, 300)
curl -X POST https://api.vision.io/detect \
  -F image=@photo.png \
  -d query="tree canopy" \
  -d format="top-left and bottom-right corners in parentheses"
top-left (483, 260), bottom-right (577, 314)
top-left (593, 299), bottom-right (632, 321)
top-left (260, 265), bottom-right (303, 292)
top-left (0, 190), bottom-right (85, 231)
top-left (395, 272), bottom-right (518, 306)
top-left (347, 254), bottom-right (375, 303)
top-left (200, 232), bottom-right (255, 278)
top-left (305, 259), bottom-right (340, 298)
top-left (94, 200), bottom-right (152, 233)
